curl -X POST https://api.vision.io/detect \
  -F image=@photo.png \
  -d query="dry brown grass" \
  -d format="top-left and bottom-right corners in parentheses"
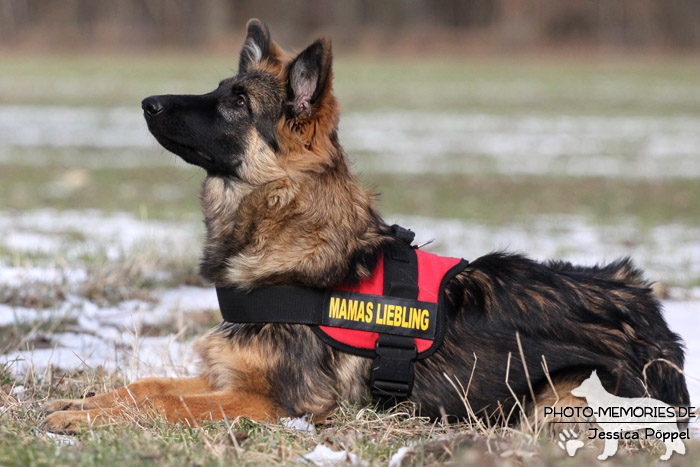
top-left (1, 360), bottom-right (697, 466)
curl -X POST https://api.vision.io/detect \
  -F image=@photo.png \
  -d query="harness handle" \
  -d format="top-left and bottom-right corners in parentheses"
top-left (390, 224), bottom-right (415, 245)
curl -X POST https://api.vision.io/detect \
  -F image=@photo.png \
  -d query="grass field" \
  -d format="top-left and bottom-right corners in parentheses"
top-left (2, 54), bottom-right (700, 224)
top-left (1, 52), bottom-right (699, 465)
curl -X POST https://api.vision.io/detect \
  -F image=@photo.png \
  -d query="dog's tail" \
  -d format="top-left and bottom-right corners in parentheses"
top-left (640, 332), bottom-right (691, 430)
top-left (640, 336), bottom-right (690, 408)
top-left (475, 254), bottom-right (690, 409)
top-left (616, 262), bottom-right (689, 407)
top-left (548, 256), bottom-right (690, 408)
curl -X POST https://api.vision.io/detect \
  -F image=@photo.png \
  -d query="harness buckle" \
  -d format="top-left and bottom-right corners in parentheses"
top-left (370, 334), bottom-right (417, 399)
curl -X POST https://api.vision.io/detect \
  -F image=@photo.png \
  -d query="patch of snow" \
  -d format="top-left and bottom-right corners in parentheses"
top-left (156, 287), bottom-right (219, 315)
top-left (4, 232), bottom-right (63, 254)
top-left (0, 287), bottom-right (215, 380)
top-left (388, 446), bottom-right (413, 467)
top-left (0, 209), bottom-right (201, 262)
top-left (0, 301), bottom-right (82, 327)
top-left (302, 444), bottom-right (367, 466)
top-left (0, 267), bottom-right (87, 288)
top-left (283, 415), bottom-right (316, 434)
top-left (395, 214), bottom-right (700, 286)
top-left (340, 112), bottom-right (700, 178)
top-left (3, 331), bottom-right (197, 382)
top-left (66, 287), bottom-right (218, 331)
top-left (2, 105), bottom-right (700, 178)
top-left (0, 105), bottom-right (149, 148)
top-left (39, 429), bottom-right (77, 447)
top-left (0, 305), bottom-right (41, 326)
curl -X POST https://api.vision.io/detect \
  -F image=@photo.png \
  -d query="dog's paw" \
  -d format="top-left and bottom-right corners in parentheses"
top-left (557, 429), bottom-right (584, 457)
top-left (41, 411), bottom-right (91, 434)
top-left (41, 399), bottom-right (91, 414)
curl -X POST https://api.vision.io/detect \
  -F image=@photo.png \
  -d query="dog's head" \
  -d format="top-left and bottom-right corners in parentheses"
top-left (570, 370), bottom-right (604, 398)
top-left (142, 19), bottom-right (338, 182)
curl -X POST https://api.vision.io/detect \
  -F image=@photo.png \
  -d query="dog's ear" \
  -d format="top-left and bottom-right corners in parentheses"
top-left (239, 19), bottom-right (276, 73)
top-left (286, 39), bottom-right (333, 119)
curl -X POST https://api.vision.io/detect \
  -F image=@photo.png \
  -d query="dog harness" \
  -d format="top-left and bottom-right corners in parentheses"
top-left (216, 226), bottom-right (469, 400)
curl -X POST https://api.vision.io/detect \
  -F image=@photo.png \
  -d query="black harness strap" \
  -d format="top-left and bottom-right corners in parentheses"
top-left (217, 285), bottom-right (329, 325)
top-left (371, 225), bottom-right (418, 400)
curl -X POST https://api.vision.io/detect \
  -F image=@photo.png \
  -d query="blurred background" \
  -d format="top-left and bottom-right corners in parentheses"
top-left (2, 0), bottom-right (700, 51)
top-left (0, 0), bottom-right (699, 423)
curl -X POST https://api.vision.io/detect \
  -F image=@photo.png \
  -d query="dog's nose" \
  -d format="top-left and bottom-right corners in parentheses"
top-left (142, 96), bottom-right (165, 116)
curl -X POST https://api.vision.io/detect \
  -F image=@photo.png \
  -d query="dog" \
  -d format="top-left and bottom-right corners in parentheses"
top-left (569, 370), bottom-right (687, 460)
top-left (41, 19), bottom-right (689, 435)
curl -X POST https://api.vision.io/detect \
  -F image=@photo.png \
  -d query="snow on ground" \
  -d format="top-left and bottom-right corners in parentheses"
top-left (0, 285), bottom-right (216, 382)
top-left (0, 210), bottom-right (698, 434)
top-left (0, 209), bottom-right (201, 261)
top-left (341, 112), bottom-right (700, 178)
top-left (3, 209), bottom-right (700, 288)
top-left (397, 215), bottom-right (700, 288)
top-left (0, 267), bottom-right (87, 289)
top-left (2, 105), bottom-right (700, 178)
top-left (0, 105), bottom-right (149, 149)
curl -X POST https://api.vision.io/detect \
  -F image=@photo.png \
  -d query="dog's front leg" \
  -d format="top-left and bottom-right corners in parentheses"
top-left (597, 436), bottom-right (619, 460)
top-left (148, 390), bottom-right (279, 423)
top-left (41, 389), bottom-right (278, 433)
top-left (41, 376), bottom-right (213, 413)
top-left (41, 376), bottom-right (280, 433)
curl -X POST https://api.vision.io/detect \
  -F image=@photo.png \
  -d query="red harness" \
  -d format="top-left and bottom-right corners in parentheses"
top-left (318, 249), bottom-right (463, 355)
top-left (216, 226), bottom-right (469, 399)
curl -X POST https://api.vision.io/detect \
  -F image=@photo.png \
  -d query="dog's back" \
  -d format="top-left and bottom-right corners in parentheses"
top-left (412, 252), bottom-right (689, 421)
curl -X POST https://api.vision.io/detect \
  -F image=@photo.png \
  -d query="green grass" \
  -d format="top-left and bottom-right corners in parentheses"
top-left (0, 164), bottom-right (202, 221)
top-left (1, 365), bottom-right (697, 466)
top-left (2, 163), bottom-right (699, 227)
top-left (369, 173), bottom-right (700, 226)
top-left (2, 53), bottom-right (700, 115)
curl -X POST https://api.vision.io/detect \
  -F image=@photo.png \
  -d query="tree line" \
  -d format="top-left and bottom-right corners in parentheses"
top-left (2, 0), bottom-right (699, 51)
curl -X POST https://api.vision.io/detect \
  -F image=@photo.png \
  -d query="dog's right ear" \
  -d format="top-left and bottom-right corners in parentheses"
top-left (286, 38), bottom-right (333, 119)
top-left (238, 19), bottom-right (277, 73)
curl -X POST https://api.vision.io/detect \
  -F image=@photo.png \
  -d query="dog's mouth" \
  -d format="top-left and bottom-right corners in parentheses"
top-left (152, 134), bottom-right (242, 177)
top-left (153, 135), bottom-right (215, 166)
top-left (143, 104), bottom-right (242, 176)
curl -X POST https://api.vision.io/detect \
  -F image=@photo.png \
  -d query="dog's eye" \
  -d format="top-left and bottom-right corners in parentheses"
top-left (235, 96), bottom-right (246, 108)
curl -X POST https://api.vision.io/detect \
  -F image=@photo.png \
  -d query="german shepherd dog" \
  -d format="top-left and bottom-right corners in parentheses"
top-left (41, 19), bottom-right (689, 434)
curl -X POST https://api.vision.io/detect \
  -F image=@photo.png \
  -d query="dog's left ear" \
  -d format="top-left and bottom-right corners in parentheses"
top-left (286, 39), bottom-right (333, 119)
top-left (239, 18), bottom-right (278, 73)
